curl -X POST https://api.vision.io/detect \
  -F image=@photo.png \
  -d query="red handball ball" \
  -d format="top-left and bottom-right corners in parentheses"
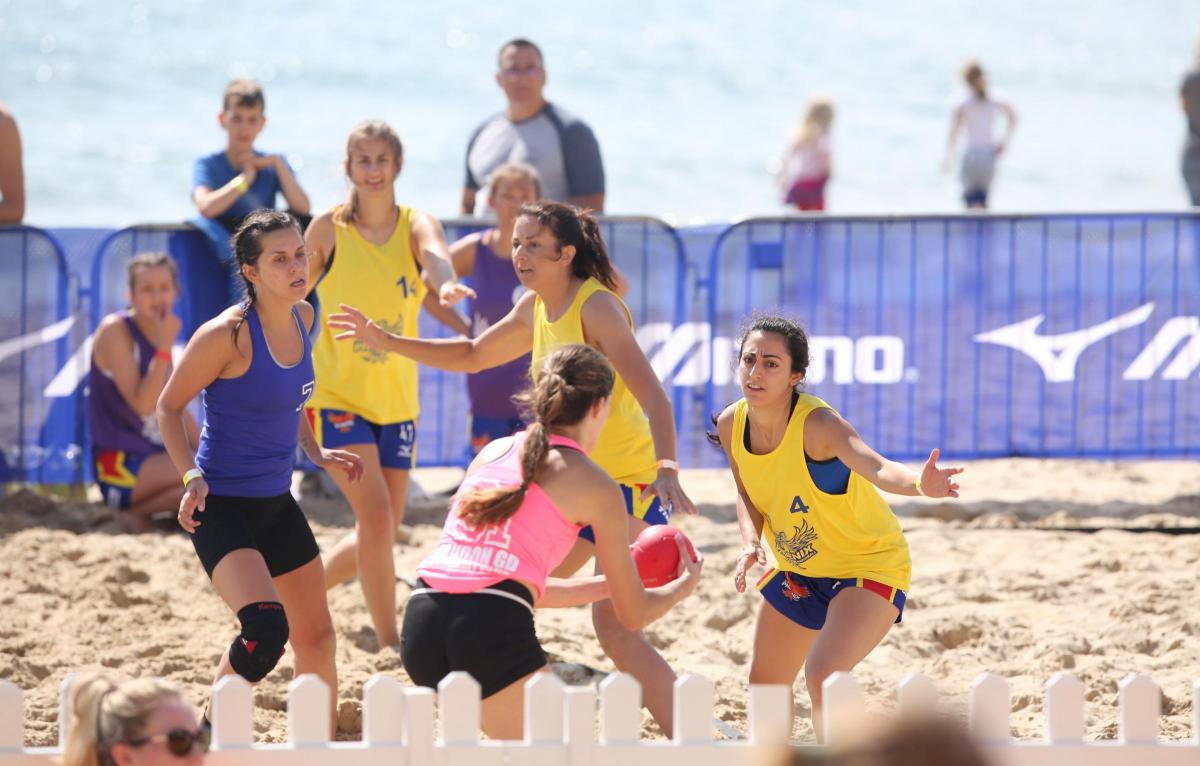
top-left (629, 525), bottom-right (698, 587)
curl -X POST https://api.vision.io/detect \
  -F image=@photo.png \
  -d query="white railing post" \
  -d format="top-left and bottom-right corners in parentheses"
top-left (1194, 680), bottom-right (1200, 746)
top-left (211, 675), bottom-right (254, 748)
top-left (748, 684), bottom-right (790, 746)
top-left (896, 673), bottom-right (938, 718)
top-left (287, 674), bottom-right (330, 745)
top-left (564, 687), bottom-right (596, 766)
top-left (439, 672), bottom-right (481, 743)
top-left (969, 673), bottom-right (1010, 743)
top-left (58, 673), bottom-right (76, 749)
top-left (404, 687), bottom-right (436, 766)
top-left (1118, 674), bottom-right (1159, 745)
top-left (1044, 673), bottom-right (1085, 744)
top-left (672, 674), bottom-right (713, 745)
top-left (363, 674), bottom-right (405, 746)
top-left (598, 673), bottom-right (640, 744)
top-left (0, 682), bottom-right (22, 751)
top-left (822, 672), bottom-right (863, 746)
top-left (524, 674), bottom-right (565, 744)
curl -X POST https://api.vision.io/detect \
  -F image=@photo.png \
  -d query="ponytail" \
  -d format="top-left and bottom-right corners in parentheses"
top-left (455, 346), bottom-right (613, 527)
top-left (517, 201), bottom-right (618, 292)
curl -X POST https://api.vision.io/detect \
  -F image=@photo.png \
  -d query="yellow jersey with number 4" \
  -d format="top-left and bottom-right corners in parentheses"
top-left (531, 278), bottom-right (656, 485)
top-left (309, 205), bottom-right (426, 424)
top-left (731, 394), bottom-right (911, 591)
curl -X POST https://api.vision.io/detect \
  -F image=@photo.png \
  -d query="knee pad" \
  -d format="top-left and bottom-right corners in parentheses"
top-left (229, 601), bottom-right (289, 682)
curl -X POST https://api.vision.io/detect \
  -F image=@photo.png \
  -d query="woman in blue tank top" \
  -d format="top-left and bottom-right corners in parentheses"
top-left (156, 210), bottom-right (363, 732)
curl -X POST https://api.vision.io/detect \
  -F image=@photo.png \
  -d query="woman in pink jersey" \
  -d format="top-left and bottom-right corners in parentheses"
top-left (401, 344), bottom-right (702, 739)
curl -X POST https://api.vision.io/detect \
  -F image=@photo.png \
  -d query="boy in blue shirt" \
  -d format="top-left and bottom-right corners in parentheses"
top-left (192, 79), bottom-right (310, 233)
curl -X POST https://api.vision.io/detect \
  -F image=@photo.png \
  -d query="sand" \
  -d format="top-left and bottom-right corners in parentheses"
top-left (2, 458), bottom-right (1197, 746)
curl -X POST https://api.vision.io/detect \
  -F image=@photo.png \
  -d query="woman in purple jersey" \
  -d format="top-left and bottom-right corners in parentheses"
top-left (89, 253), bottom-right (199, 530)
top-left (156, 210), bottom-right (362, 732)
top-left (432, 162), bottom-right (541, 452)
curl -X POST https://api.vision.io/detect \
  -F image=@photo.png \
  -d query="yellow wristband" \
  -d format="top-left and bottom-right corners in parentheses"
top-left (183, 468), bottom-right (204, 488)
top-left (914, 477), bottom-right (925, 497)
top-left (235, 176), bottom-right (249, 194)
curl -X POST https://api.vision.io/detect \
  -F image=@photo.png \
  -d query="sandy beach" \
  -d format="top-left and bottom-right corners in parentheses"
top-left (2, 458), bottom-right (1197, 745)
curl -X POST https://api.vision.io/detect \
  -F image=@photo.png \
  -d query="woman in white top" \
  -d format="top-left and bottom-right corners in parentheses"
top-left (943, 61), bottom-right (1016, 209)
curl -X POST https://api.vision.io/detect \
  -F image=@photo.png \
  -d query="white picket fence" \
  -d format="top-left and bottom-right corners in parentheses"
top-left (0, 671), bottom-right (1197, 766)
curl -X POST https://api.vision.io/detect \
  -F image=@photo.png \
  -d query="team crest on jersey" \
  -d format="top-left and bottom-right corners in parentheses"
top-left (774, 519), bottom-right (819, 568)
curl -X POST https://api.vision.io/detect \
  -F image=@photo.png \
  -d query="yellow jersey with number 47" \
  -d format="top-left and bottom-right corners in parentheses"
top-left (309, 204), bottom-right (426, 424)
top-left (731, 394), bottom-right (911, 591)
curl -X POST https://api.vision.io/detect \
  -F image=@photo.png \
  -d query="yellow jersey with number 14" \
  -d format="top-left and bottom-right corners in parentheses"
top-left (531, 278), bottom-right (657, 485)
top-left (309, 205), bottom-right (426, 424)
top-left (731, 394), bottom-right (911, 591)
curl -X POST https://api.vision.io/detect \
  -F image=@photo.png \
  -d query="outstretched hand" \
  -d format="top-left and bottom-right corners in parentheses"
top-left (640, 469), bottom-right (697, 517)
top-left (733, 541), bottom-right (768, 594)
top-left (920, 448), bottom-right (964, 499)
top-left (438, 281), bottom-right (476, 309)
top-left (327, 304), bottom-right (391, 351)
top-left (318, 448), bottom-right (364, 484)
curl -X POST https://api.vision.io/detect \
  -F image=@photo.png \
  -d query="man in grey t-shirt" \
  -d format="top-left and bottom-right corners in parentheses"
top-left (1181, 53), bottom-right (1200, 205)
top-left (461, 39), bottom-right (605, 215)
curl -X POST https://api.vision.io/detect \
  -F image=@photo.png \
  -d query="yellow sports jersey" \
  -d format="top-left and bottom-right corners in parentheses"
top-left (731, 394), bottom-right (911, 591)
top-left (531, 278), bottom-right (656, 485)
top-left (309, 205), bottom-right (426, 424)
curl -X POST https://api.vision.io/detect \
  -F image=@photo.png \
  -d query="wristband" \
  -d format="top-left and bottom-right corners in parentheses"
top-left (655, 459), bottom-right (680, 472)
top-left (235, 175), bottom-right (249, 194)
top-left (914, 477), bottom-right (925, 497)
top-left (182, 468), bottom-right (204, 488)
top-left (154, 348), bottom-right (172, 363)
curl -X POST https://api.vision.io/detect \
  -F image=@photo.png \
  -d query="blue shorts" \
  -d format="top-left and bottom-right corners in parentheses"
top-left (578, 482), bottom-right (671, 543)
top-left (757, 568), bottom-right (906, 630)
top-left (307, 408), bottom-right (416, 470)
top-left (94, 448), bottom-right (149, 510)
top-left (469, 416), bottom-right (526, 454)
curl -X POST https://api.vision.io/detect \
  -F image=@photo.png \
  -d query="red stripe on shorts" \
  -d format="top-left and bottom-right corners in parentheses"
top-left (860, 578), bottom-right (895, 603)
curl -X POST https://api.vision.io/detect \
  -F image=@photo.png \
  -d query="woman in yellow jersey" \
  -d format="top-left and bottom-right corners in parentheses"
top-left (304, 120), bottom-right (473, 649)
top-left (328, 200), bottom-right (695, 736)
top-left (711, 315), bottom-right (963, 740)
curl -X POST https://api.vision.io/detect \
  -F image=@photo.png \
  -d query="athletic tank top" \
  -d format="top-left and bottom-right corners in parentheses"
top-left (531, 278), bottom-right (656, 485)
top-left (309, 205), bottom-right (426, 423)
top-left (416, 432), bottom-right (584, 598)
top-left (87, 311), bottom-right (165, 454)
top-left (731, 394), bottom-right (911, 590)
top-left (465, 232), bottom-right (528, 419)
top-left (195, 305), bottom-right (315, 497)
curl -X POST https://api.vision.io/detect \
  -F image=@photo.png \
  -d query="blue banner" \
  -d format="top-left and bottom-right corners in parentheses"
top-left (3, 214), bottom-right (1197, 489)
top-left (693, 215), bottom-right (1200, 466)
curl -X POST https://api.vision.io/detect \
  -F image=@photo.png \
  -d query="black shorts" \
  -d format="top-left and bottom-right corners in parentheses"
top-left (400, 579), bottom-right (546, 698)
top-left (190, 492), bottom-right (321, 579)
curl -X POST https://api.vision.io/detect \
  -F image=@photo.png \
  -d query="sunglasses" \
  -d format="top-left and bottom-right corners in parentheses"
top-left (127, 727), bottom-right (210, 757)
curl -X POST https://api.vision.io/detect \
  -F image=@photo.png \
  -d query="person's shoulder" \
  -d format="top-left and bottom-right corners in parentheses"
top-left (0, 101), bottom-right (13, 122)
top-left (543, 102), bottom-right (589, 128)
top-left (468, 111), bottom-right (508, 139)
top-left (94, 311), bottom-right (132, 344)
top-left (294, 300), bottom-right (315, 332)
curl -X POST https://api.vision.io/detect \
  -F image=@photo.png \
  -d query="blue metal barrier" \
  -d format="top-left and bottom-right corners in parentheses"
top-left (701, 214), bottom-right (1200, 463)
top-left (0, 225), bottom-right (77, 483)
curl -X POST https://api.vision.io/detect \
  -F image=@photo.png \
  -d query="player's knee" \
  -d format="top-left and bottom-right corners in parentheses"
top-left (290, 617), bottom-right (336, 662)
top-left (229, 601), bottom-right (289, 683)
top-left (592, 601), bottom-right (638, 659)
top-left (356, 505), bottom-right (395, 541)
top-left (803, 660), bottom-right (838, 702)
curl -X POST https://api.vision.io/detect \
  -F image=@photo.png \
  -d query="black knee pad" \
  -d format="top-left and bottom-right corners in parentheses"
top-left (229, 601), bottom-right (289, 682)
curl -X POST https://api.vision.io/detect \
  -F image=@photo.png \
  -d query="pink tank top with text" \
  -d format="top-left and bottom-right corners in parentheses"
top-left (416, 432), bottom-right (583, 598)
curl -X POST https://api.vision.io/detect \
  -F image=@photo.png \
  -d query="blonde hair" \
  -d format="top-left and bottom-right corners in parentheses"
top-left (63, 674), bottom-right (187, 766)
top-left (797, 96), bottom-right (834, 143)
top-left (487, 161), bottom-right (542, 198)
top-left (334, 120), bottom-right (404, 226)
top-left (222, 78), bottom-right (264, 112)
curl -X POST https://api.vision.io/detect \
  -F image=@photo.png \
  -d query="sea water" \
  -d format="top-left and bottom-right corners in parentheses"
top-left (2, 0), bottom-right (1197, 226)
